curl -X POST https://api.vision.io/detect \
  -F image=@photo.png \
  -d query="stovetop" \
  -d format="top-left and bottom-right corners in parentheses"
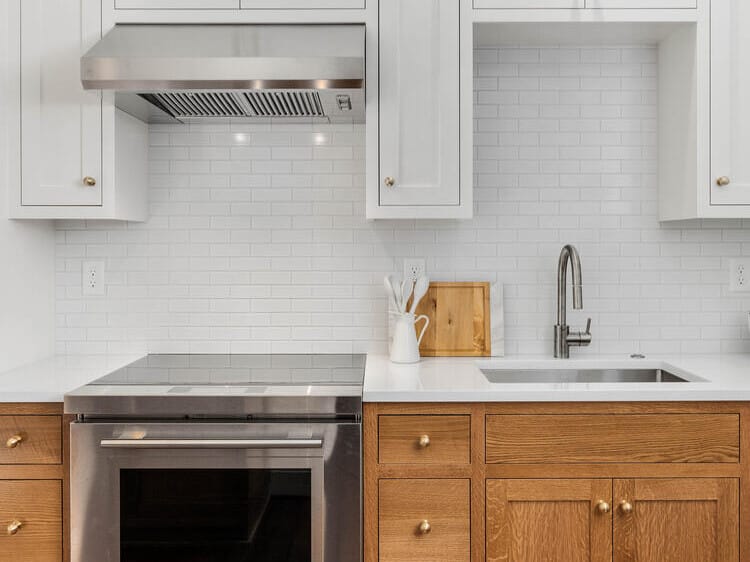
top-left (65, 354), bottom-right (366, 419)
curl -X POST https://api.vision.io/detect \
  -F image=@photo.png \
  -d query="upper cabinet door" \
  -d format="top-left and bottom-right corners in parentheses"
top-left (379, 0), bottom-right (461, 207)
top-left (241, 0), bottom-right (364, 7)
top-left (613, 478), bottom-right (739, 562)
top-left (585, 0), bottom-right (695, 7)
top-left (474, 0), bottom-right (582, 7)
top-left (711, 0), bottom-right (750, 206)
top-left (115, 0), bottom-right (239, 8)
top-left (20, 0), bottom-right (102, 207)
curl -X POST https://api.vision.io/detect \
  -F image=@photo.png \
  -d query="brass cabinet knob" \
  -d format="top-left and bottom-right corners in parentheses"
top-left (595, 500), bottom-right (611, 514)
top-left (83, 176), bottom-right (97, 187)
top-left (384, 176), bottom-right (395, 188)
top-left (619, 500), bottom-right (634, 514)
top-left (5, 435), bottom-right (23, 449)
top-left (7, 520), bottom-right (23, 536)
top-left (417, 520), bottom-right (431, 535)
top-left (418, 434), bottom-right (431, 448)
top-left (717, 176), bottom-right (731, 187)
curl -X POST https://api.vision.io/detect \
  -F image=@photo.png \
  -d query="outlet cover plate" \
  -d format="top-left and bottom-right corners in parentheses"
top-left (403, 259), bottom-right (426, 283)
top-left (730, 259), bottom-right (750, 292)
top-left (82, 261), bottom-right (105, 296)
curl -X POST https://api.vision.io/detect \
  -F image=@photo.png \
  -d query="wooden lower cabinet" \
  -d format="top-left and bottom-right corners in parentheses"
top-left (364, 402), bottom-right (748, 562)
top-left (0, 480), bottom-right (62, 562)
top-left (486, 479), bottom-right (612, 562)
top-left (0, 404), bottom-right (68, 562)
top-left (379, 479), bottom-right (470, 562)
top-left (613, 478), bottom-right (739, 562)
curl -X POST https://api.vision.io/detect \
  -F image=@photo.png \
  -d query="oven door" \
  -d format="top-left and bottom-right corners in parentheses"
top-left (70, 421), bottom-right (361, 562)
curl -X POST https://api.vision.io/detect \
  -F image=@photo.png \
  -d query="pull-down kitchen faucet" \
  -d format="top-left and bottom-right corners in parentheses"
top-left (554, 244), bottom-right (592, 358)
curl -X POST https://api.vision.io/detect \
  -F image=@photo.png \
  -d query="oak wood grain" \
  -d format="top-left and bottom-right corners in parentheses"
top-left (413, 282), bottom-right (491, 357)
top-left (486, 479), bottom-right (612, 562)
top-left (379, 478), bottom-right (470, 562)
top-left (378, 415), bottom-right (470, 464)
top-left (486, 413), bottom-right (740, 464)
top-left (0, 480), bottom-right (62, 562)
top-left (613, 478), bottom-right (739, 562)
top-left (0, 416), bottom-right (62, 465)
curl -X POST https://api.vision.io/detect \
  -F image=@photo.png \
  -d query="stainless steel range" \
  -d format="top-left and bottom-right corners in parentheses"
top-left (65, 354), bottom-right (365, 562)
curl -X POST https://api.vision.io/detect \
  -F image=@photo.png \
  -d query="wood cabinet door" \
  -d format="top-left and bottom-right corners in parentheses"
top-left (19, 0), bottom-right (102, 206)
top-left (710, 0), bottom-right (750, 205)
top-left (379, 478), bottom-right (470, 562)
top-left (0, 481), bottom-right (62, 562)
top-left (613, 478), bottom-right (739, 562)
top-left (486, 479), bottom-right (612, 562)
top-left (378, 0), bottom-right (461, 207)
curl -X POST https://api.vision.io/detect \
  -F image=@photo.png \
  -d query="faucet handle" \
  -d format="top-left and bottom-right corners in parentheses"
top-left (585, 318), bottom-right (592, 335)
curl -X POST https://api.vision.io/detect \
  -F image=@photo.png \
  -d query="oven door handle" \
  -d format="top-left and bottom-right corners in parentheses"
top-left (99, 438), bottom-right (323, 449)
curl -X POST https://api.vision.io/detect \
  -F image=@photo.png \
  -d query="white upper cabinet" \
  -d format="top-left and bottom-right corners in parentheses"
top-left (585, 0), bottom-right (695, 7)
top-left (710, 0), bottom-right (750, 206)
top-left (373, 0), bottom-right (472, 218)
top-left (115, 0), bottom-right (239, 8)
top-left (19, 0), bottom-right (102, 207)
top-left (474, 0), bottom-right (582, 8)
top-left (241, 0), bottom-right (364, 8)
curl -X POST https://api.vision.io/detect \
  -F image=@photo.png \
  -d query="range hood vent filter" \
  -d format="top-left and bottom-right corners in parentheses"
top-left (141, 90), bottom-right (327, 120)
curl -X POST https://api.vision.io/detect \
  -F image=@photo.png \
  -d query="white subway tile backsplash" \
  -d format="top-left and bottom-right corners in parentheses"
top-left (53, 46), bottom-right (750, 356)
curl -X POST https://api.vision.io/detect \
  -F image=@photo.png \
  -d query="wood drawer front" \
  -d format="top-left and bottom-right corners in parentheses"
top-left (486, 414), bottom-right (740, 464)
top-left (378, 415), bottom-right (470, 464)
top-left (0, 480), bottom-right (62, 562)
top-left (0, 416), bottom-right (62, 465)
top-left (379, 479), bottom-right (470, 562)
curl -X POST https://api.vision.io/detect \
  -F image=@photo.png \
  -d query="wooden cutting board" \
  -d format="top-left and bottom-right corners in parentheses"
top-left (412, 282), bottom-right (491, 357)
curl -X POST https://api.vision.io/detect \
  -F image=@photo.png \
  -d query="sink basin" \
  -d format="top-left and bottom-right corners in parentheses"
top-left (480, 368), bottom-right (694, 384)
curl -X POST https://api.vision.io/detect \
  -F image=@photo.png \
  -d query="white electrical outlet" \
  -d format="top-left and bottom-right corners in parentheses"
top-left (82, 261), bottom-right (105, 296)
top-left (403, 258), bottom-right (426, 283)
top-left (730, 259), bottom-right (750, 292)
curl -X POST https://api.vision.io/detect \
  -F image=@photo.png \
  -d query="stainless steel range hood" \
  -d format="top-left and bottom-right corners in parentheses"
top-left (81, 24), bottom-right (365, 124)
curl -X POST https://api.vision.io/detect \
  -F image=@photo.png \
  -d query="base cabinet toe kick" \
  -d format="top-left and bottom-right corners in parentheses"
top-left (364, 402), bottom-right (747, 562)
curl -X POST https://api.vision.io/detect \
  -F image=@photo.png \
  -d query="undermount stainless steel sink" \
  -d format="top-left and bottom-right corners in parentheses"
top-left (480, 368), bottom-right (695, 384)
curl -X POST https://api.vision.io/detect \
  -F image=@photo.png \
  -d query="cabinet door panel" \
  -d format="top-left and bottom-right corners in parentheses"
top-left (711, 0), bottom-right (750, 205)
top-left (241, 0), bottom-right (364, 7)
top-left (474, 0), bottom-right (583, 7)
top-left (379, 0), bottom-right (460, 206)
top-left (614, 478), bottom-right (739, 562)
top-left (20, 0), bottom-right (102, 206)
top-left (0, 481), bottom-right (62, 562)
top-left (486, 479), bottom-right (612, 562)
top-left (586, 0), bottom-right (694, 7)
top-left (379, 479), bottom-right (470, 562)
top-left (116, 0), bottom-right (239, 8)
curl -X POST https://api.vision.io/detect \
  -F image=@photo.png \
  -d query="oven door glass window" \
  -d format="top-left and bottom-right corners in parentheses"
top-left (120, 469), bottom-right (311, 562)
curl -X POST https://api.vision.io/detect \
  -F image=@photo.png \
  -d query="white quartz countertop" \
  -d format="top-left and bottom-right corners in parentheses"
top-left (0, 354), bottom-right (145, 403)
top-left (363, 353), bottom-right (750, 402)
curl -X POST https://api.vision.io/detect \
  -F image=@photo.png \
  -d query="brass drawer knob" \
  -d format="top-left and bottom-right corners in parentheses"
top-left (716, 176), bottom-right (731, 187)
top-left (7, 520), bottom-right (23, 536)
top-left (5, 435), bottom-right (23, 449)
top-left (418, 434), bottom-right (431, 448)
top-left (596, 500), bottom-right (611, 514)
top-left (619, 500), bottom-right (633, 514)
top-left (417, 520), bottom-right (431, 535)
top-left (83, 176), bottom-right (97, 187)
top-left (384, 176), bottom-right (395, 188)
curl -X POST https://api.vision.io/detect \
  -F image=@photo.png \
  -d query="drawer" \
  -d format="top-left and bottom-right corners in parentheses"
top-left (586, 0), bottom-right (695, 7)
top-left (486, 414), bottom-right (739, 464)
top-left (0, 481), bottom-right (62, 562)
top-left (378, 415), bottom-right (470, 464)
top-left (379, 479), bottom-right (470, 562)
top-left (0, 416), bottom-right (62, 465)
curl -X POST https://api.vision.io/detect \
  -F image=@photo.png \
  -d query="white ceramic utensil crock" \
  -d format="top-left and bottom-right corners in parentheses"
top-left (390, 312), bottom-right (430, 364)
